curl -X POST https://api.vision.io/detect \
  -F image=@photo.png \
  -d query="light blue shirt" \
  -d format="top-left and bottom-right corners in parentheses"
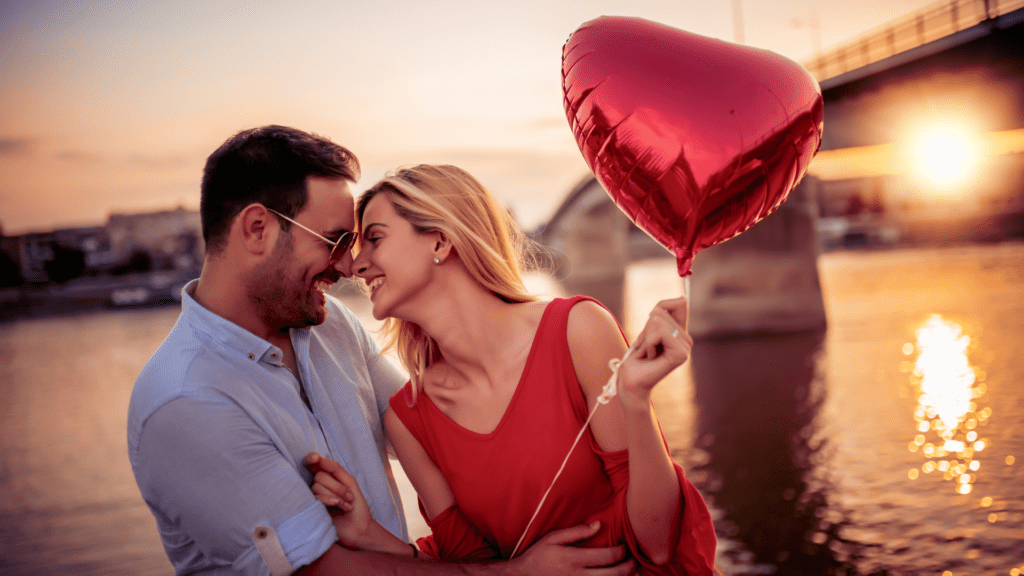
top-left (127, 280), bottom-right (408, 575)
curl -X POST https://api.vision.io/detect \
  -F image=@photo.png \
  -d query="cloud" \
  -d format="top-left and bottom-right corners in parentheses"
top-left (125, 153), bottom-right (195, 170)
top-left (520, 116), bottom-right (570, 131)
top-left (51, 150), bottom-right (198, 170)
top-left (55, 149), bottom-right (106, 164)
top-left (0, 138), bottom-right (33, 156)
top-left (362, 145), bottom-right (590, 230)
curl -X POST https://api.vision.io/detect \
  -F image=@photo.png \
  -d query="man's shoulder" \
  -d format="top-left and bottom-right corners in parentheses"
top-left (314, 293), bottom-right (368, 345)
top-left (133, 316), bottom-right (213, 390)
top-left (322, 293), bottom-right (360, 328)
top-left (127, 319), bottom-right (233, 447)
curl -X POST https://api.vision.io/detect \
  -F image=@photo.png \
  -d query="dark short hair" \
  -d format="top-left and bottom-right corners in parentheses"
top-left (200, 125), bottom-right (360, 254)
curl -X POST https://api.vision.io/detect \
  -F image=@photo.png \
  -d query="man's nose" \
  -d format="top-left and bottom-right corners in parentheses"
top-left (333, 250), bottom-right (353, 278)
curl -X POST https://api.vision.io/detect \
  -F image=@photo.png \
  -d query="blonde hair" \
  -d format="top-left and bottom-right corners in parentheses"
top-left (356, 165), bottom-right (539, 398)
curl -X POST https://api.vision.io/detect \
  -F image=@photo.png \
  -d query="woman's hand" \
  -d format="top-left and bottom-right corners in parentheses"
top-left (617, 296), bottom-right (692, 411)
top-left (303, 452), bottom-right (415, 556)
top-left (303, 452), bottom-right (372, 550)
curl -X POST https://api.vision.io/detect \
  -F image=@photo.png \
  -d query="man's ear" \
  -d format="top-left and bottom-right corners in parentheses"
top-left (432, 230), bottom-right (454, 264)
top-left (235, 203), bottom-right (278, 255)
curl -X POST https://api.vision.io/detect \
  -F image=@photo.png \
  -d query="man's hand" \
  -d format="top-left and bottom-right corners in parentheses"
top-left (508, 522), bottom-right (635, 576)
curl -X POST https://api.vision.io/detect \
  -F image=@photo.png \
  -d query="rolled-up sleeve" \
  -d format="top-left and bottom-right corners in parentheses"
top-left (135, 396), bottom-right (337, 575)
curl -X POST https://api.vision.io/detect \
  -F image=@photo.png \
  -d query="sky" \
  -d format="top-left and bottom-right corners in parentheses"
top-left (0, 0), bottom-right (941, 235)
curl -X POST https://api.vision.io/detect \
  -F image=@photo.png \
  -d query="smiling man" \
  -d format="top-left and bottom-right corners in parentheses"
top-left (126, 124), bottom-right (412, 574)
top-left (126, 125), bottom-right (632, 576)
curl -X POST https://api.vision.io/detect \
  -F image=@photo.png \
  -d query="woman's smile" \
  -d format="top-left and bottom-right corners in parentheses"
top-left (367, 275), bottom-right (385, 298)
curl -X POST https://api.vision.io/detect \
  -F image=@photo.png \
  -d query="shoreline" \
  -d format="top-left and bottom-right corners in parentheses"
top-left (0, 272), bottom-right (369, 324)
top-left (4, 238), bottom-right (1021, 325)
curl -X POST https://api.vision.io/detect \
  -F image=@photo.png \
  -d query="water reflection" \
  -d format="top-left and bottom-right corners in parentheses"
top-left (688, 329), bottom-right (852, 574)
top-left (905, 314), bottom-right (990, 494)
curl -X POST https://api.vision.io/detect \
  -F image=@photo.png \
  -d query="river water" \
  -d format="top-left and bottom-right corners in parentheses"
top-left (1, 244), bottom-right (1022, 575)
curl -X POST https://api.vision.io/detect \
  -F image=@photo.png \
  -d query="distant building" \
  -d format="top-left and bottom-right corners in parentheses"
top-left (0, 234), bottom-right (23, 287)
top-left (811, 151), bottom-right (1024, 249)
top-left (0, 207), bottom-right (203, 286)
top-left (15, 226), bottom-right (111, 283)
top-left (107, 207), bottom-right (203, 272)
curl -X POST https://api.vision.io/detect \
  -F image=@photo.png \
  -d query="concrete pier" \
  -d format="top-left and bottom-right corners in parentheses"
top-left (536, 177), bottom-right (632, 322)
top-left (536, 176), bottom-right (827, 337)
top-left (687, 181), bottom-right (828, 338)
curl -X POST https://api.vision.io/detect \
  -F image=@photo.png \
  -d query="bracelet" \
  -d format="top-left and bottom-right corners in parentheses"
top-left (409, 542), bottom-right (418, 558)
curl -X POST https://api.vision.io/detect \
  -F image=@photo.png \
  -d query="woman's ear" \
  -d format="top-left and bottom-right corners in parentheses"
top-left (432, 230), bottom-right (453, 264)
top-left (236, 203), bottom-right (277, 255)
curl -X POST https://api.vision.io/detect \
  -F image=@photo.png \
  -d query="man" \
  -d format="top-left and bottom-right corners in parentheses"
top-left (127, 125), bottom-right (633, 575)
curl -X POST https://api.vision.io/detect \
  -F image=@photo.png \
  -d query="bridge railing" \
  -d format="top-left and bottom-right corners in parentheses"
top-left (803, 0), bottom-right (1024, 81)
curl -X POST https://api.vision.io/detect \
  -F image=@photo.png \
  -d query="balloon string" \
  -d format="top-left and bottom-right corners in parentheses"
top-left (508, 345), bottom-right (635, 560)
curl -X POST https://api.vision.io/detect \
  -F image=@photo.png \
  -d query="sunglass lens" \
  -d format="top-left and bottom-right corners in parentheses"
top-left (330, 234), bottom-right (355, 263)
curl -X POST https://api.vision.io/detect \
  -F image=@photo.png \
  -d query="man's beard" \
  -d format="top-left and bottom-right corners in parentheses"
top-left (247, 234), bottom-right (326, 332)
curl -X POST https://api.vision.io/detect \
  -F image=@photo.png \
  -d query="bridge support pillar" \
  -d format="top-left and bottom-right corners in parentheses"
top-left (539, 176), bottom-right (827, 337)
top-left (687, 180), bottom-right (828, 338)
top-left (541, 186), bottom-right (632, 323)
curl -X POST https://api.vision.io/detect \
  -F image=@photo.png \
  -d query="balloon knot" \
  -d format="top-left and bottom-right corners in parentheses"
top-left (598, 347), bottom-right (633, 404)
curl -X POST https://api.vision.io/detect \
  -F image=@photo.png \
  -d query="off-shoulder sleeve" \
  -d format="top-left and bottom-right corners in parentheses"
top-left (596, 447), bottom-right (717, 576)
top-left (416, 500), bottom-right (500, 561)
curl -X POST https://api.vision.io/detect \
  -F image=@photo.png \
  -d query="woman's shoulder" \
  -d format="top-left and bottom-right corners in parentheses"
top-left (517, 295), bottom-right (622, 349)
top-left (387, 380), bottom-right (419, 413)
top-left (519, 298), bottom-right (551, 323)
top-left (565, 297), bottom-right (627, 368)
top-left (519, 295), bottom-right (610, 328)
top-left (502, 298), bottom-right (553, 338)
top-left (565, 297), bottom-right (619, 335)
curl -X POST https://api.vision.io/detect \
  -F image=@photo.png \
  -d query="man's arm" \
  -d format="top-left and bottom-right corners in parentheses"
top-left (301, 453), bottom-right (636, 576)
top-left (135, 397), bottom-right (339, 574)
top-left (296, 523), bottom-right (634, 576)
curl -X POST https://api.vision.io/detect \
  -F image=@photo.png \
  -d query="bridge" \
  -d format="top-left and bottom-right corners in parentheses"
top-left (809, 0), bottom-right (1024, 246)
top-left (536, 0), bottom-right (1024, 336)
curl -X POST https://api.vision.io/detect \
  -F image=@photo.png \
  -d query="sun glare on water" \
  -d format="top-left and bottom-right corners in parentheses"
top-left (905, 315), bottom-right (989, 495)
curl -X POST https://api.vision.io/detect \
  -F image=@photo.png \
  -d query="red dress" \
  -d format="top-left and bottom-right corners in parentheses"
top-left (389, 296), bottom-right (717, 575)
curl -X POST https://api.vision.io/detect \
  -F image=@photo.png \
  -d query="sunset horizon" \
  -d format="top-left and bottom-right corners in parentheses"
top-left (1, 0), bottom-right (942, 236)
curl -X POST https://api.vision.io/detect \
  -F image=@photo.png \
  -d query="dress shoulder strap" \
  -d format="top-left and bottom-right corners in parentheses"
top-left (544, 295), bottom-right (603, 328)
top-left (546, 295), bottom-right (625, 341)
top-left (388, 381), bottom-right (425, 438)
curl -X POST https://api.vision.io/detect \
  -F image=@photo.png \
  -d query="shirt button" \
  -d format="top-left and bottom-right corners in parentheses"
top-left (247, 353), bottom-right (255, 361)
top-left (270, 352), bottom-right (278, 359)
top-left (255, 527), bottom-right (268, 539)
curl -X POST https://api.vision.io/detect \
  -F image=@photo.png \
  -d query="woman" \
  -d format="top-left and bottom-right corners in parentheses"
top-left (310, 165), bottom-right (716, 574)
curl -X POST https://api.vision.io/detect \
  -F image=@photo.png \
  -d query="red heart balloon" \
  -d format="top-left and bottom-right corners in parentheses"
top-left (562, 16), bottom-right (823, 276)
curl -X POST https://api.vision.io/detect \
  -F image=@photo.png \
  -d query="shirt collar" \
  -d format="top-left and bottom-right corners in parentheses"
top-left (180, 279), bottom-right (281, 364)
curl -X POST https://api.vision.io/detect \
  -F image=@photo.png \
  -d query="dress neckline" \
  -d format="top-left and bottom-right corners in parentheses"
top-left (418, 299), bottom-right (557, 439)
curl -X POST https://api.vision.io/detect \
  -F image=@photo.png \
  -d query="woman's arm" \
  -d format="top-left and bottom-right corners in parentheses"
top-left (309, 404), bottom-right (459, 542)
top-left (384, 407), bottom-right (457, 521)
top-left (386, 406), bottom-right (506, 561)
top-left (311, 407), bottom-right (641, 573)
top-left (567, 299), bottom-right (690, 565)
top-left (305, 452), bottom-right (414, 556)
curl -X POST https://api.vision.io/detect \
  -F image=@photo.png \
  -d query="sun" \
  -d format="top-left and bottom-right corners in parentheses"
top-left (909, 124), bottom-right (981, 191)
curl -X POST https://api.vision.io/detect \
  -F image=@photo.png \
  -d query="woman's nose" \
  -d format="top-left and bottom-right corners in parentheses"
top-left (349, 250), bottom-right (368, 277)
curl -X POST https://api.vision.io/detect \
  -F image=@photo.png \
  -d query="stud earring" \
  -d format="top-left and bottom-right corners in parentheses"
top-left (434, 257), bottom-right (440, 264)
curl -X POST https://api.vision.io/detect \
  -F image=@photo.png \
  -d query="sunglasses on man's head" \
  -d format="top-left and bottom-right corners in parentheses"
top-left (266, 208), bottom-right (357, 264)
